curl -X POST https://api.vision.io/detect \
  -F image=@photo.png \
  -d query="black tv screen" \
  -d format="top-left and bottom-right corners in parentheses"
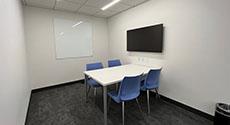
top-left (127, 24), bottom-right (163, 52)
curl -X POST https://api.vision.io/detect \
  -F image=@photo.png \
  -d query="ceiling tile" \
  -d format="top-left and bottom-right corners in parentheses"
top-left (85, 0), bottom-right (113, 8)
top-left (78, 5), bottom-right (101, 15)
top-left (64, 0), bottom-right (87, 4)
top-left (94, 10), bottom-right (117, 18)
top-left (109, 3), bottom-right (131, 12)
top-left (121, 0), bottom-right (147, 6)
top-left (25, 0), bottom-right (55, 9)
top-left (55, 0), bottom-right (81, 12)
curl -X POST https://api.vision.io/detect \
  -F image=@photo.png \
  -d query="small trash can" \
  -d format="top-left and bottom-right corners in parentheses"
top-left (214, 103), bottom-right (230, 125)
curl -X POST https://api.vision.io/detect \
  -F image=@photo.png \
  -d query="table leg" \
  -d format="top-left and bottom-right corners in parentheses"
top-left (103, 86), bottom-right (107, 125)
top-left (147, 90), bottom-right (150, 114)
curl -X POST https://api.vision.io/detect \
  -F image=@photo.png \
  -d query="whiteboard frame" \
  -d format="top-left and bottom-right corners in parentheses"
top-left (53, 17), bottom-right (94, 60)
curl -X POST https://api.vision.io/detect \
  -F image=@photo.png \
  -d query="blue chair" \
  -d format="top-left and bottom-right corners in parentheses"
top-left (108, 59), bottom-right (121, 67)
top-left (141, 69), bottom-right (162, 114)
top-left (108, 74), bottom-right (143, 125)
top-left (85, 62), bottom-right (103, 102)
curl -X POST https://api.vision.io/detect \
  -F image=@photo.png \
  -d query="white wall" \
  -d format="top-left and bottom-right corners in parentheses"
top-left (0, 0), bottom-right (30, 124)
top-left (108, 0), bottom-right (230, 115)
top-left (24, 7), bottom-right (109, 89)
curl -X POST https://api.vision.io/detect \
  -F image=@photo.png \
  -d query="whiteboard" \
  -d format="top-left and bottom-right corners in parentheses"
top-left (54, 18), bottom-right (93, 59)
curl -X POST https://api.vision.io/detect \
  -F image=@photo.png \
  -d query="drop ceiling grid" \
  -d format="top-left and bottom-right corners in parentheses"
top-left (24, 0), bottom-right (148, 18)
top-left (55, 0), bottom-right (82, 12)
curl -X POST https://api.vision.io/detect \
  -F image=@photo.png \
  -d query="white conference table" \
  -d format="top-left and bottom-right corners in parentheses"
top-left (84, 64), bottom-right (162, 125)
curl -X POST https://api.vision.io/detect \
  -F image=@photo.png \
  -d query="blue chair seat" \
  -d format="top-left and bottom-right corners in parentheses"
top-left (87, 79), bottom-right (101, 87)
top-left (108, 91), bottom-right (121, 103)
top-left (108, 91), bottom-right (141, 103)
top-left (140, 85), bottom-right (147, 91)
top-left (140, 82), bottom-right (159, 91)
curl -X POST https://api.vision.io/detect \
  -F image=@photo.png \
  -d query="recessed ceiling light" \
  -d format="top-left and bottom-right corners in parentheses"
top-left (101, 0), bottom-right (121, 11)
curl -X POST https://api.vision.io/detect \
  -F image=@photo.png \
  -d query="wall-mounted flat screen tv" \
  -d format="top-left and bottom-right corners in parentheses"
top-left (127, 24), bottom-right (163, 52)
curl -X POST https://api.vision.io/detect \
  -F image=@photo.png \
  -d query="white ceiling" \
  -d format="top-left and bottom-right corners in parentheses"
top-left (23, 0), bottom-right (148, 18)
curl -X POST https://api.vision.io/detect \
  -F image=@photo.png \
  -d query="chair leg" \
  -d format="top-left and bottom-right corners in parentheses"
top-left (85, 82), bottom-right (87, 102)
top-left (136, 98), bottom-right (143, 113)
top-left (94, 88), bottom-right (97, 104)
top-left (122, 102), bottom-right (125, 125)
top-left (147, 90), bottom-right (150, 115)
top-left (108, 97), bottom-right (111, 112)
top-left (85, 75), bottom-right (88, 102)
top-left (155, 88), bottom-right (160, 99)
top-left (115, 83), bottom-right (118, 91)
top-left (87, 86), bottom-right (91, 95)
top-left (86, 86), bottom-right (91, 102)
top-left (94, 88), bottom-right (97, 96)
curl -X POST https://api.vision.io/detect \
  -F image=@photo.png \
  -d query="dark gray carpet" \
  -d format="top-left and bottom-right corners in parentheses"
top-left (26, 82), bottom-right (213, 125)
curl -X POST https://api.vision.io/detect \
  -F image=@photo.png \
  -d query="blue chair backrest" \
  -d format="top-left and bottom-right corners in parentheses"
top-left (118, 74), bottom-right (142, 101)
top-left (86, 62), bottom-right (103, 71)
top-left (145, 69), bottom-right (162, 89)
top-left (108, 59), bottom-right (121, 67)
